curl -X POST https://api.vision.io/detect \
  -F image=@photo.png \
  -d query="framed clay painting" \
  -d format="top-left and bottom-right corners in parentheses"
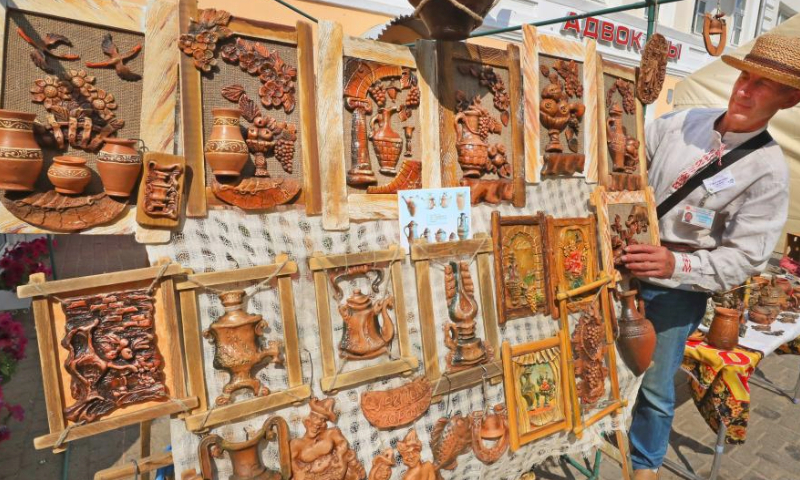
top-left (308, 246), bottom-right (419, 392)
top-left (410, 234), bottom-right (502, 400)
top-left (502, 335), bottom-right (572, 451)
top-left (0, 0), bottom-right (178, 239)
top-left (174, 255), bottom-right (311, 431)
top-left (435, 40), bottom-right (525, 207)
top-left (546, 215), bottom-right (598, 318)
top-left (591, 186), bottom-right (660, 285)
top-left (316, 20), bottom-right (439, 230)
top-left (16, 262), bottom-right (194, 451)
top-left (522, 25), bottom-right (599, 183)
top-left (178, 2), bottom-right (321, 217)
top-left (491, 211), bottom-right (551, 324)
top-left (596, 59), bottom-right (647, 191)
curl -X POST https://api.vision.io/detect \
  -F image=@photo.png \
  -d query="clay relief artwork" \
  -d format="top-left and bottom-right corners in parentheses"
top-left (444, 261), bottom-right (492, 371)
top-left (329, 265), bottom-right (395, 360)
top-left (17, 27), bottom-right (79, 73)
top-left (637, 33), bottom-right (668, 105)
top-left (470, 404), bottom-right (510, 464)
top-left (703, 11), bottom-right (727, 56)
top-left (343, 60), bottom-right (421, 192)
top-left (605, 77), bottom-right (641, 190)
top-left (290, 397), bottom-right (366, 480)
top-left (609, 203), bottom-right (650, 268)
top-left (85, 34), bottom-right (142, 81)
top-left (61, 289), bottom-right (166, 423)
top-left (203, 290), bottom-right (284, 406)
top-left (571, 302), bottom-right (608, 405)
top-left (143, 160), bottom-right (182, 219)
top-left (539, 59), bottom-right (586, 176)
top-left (547, 217), bottom-right (597, 317)
top-left (360, 376), bottom-right (432, 429)
top-left (512, 345), bottom-right (565, 433)
top-left (178, 8), bottom-right (232, 72)
top-left (399, 429), bottom-right (442, 480)
top-left (431, 413), bottom-right (472, 471)
top-left (369, 448), bottom-right (395, 480)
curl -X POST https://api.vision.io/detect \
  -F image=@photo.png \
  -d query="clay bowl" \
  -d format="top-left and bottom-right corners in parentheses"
top-left (408, 0), bottom-right (496, 40)
top-left (47, 156), bottom-right (92, 194)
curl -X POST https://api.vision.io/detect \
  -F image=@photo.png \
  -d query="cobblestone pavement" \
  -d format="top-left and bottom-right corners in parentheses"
top-left (2, 235), bottom-right (800, 480)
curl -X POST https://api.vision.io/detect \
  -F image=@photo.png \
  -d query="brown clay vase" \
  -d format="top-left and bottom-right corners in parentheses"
top-left (615, 290), bottom-right (656, 376)
top-left (0, 110), bottom-right (43, 192)
top-left (47, 156), bottom-right (92, 194)
top-left (204, 108), bottom-right (249, 177)
top-left (706, 307), bottom-right (740, 350)
top-left (97, 138), bottom-right (142, 197)
top-left (408, 0), bottom-right (496, 40)
top-left (370, 106), bottom-right (403, 175)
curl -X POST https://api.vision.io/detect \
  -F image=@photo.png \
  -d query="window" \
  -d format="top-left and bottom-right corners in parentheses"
top-left (693, 0), bottom-right (745, 45)
top-left (777, 5), bottom-right (796, 25)
top-left (693, 0), bottom-right (714, 34)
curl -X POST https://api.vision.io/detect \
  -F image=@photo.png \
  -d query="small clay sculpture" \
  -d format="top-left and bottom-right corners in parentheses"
top-left (178, 8), bottom-right (233, 72)
top-left (637, 33), bottom-right (668, 105)
top-left (85, 34), bottom-right (142, 81)
top-left (539, 64), bottom-right (586, 176)
top-left (443, 261), bottom-right (492, 371)
top-left (144, 160), bottom-right (182, 219)
top-left (398, 429), bottom-right (442, 480)
top-left (470, 404), bottom-right (509, 464)
top-left (703, 12), bottom-right (727, 57)
top-left (368, 449), bottom-right (395, 480)
top-left (2, 190), bottom-right (127, 232)
top-left (430, 414), bottom-right (471, 471)
top-left (17, 28), bottom-right (79, 72)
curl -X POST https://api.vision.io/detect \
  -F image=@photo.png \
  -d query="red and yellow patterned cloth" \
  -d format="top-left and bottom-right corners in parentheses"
top-left (681, 339), bottom-right (763, 444)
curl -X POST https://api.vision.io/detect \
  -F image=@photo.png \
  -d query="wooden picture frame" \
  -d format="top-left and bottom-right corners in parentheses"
top-left (308, 245), bottom-right (419, 392)
top-left (16, 262), bottom-right (196, 451)
top-left (522, 25), bottom-right (599, 183)
top-left (596, 58), bottom-right (647, 191)
top-left (410, 234), bottom-right (502, 400)
top-left (316, 21), bottom-right (439, 230)
top-left (590, 186), bottom-right (660, 286)
top-left (546, 215), bottom-right (598, 318)
top-left (179, 1), bottom-right (321, 217)
top-left (502, 335), bottom-right (572, 451)
top-left (436, 41), bottom-right (525, 207)
top-left (491, 211), bottom-right (551, 324)
top-left (0, 0), bottom-right (178, 241)
top-left (174, 255), bottom-right (310, 431)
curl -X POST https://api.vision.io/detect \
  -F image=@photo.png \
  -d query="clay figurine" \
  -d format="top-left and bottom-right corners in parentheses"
top-left (369, 449), bottom-right (395, 480)
top-left (430, 414), bottom-right (472, 471)
top-left (398, 429), bottom-right (442, 480)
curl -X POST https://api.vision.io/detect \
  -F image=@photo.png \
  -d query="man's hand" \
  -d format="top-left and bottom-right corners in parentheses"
top-left (621, 244), bottom-right (675, 279)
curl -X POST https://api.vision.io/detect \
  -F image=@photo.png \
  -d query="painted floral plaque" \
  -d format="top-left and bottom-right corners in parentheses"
top-left (546, 216), bottom-right (598, 318)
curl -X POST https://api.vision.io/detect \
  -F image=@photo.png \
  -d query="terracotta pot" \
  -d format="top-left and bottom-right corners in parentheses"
top-left (97, 138), bottom-right (142, 197)
top-left (706, 307), bottom-right (740, 350)
top-left (0, 110), bottom-right (43, 191)
top-left (204, 108), bottom-right (249, 177)
top-left (47, 156), bottom-right (91, 194)
top-left (408, 0), bottom-right (496, 40)
top-left (775, 277), bottom-right (793, 296)
top-left (749, 304), bottom-right (778, 325)
top-left (615, 290), bottom-right (656, 376)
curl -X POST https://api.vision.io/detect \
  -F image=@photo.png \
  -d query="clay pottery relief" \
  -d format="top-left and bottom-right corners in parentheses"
top-left (614, 289), bottom-right (656, 376)
top-left (0, 110), bottom-right (43, 191)
top-left (470, 404), bottom-right (509, 464)
top-left (431, 414), bottom-right (472, 470)
top-left (408, 0), bottom-right (496, 40)
top-left (360, 376), bottom-right (433, 429)
top-left (337, 288), bottom-right (395, 360)
top-left (96, 138), bottom-right (141, 197)
top-left (606, 103), bottom-right (628, 173)
top-left (369, 448), bottom-right (395, 480)
top-left (370, 106), bottom-right (403, 175)
top-left (454, 108), bottom-right (489, 177)
top-left (47, 156), bottom-right (92, 194)
top-left (205, 108), bottom-right (249, 177)
top-left (203, 290), bottom-right (284, 406)
top-left (398, 429), bottom-right (441, 480)
top-left (706, 307), bottom-right (740, 350)
top-left (703, 12), bottom-right (727, 56)
top-left (444, 261), bottom-right (491, 370)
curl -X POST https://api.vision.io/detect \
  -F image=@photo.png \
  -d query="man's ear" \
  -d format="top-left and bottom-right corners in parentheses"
top-left (781, 87), bottom-right (800, 110)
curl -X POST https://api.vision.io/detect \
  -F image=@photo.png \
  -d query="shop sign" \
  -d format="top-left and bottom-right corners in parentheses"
top-left (561, 12), bottom-right (683, 60)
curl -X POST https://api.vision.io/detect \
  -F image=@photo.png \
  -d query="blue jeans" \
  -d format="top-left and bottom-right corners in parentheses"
top-left (629, 282), bottom-right (709, 470)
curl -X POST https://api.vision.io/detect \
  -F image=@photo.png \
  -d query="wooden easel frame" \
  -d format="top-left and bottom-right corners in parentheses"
top-left (491, 211), bottom-right (552, 324)
top-left (596, 59), bottom-right (648, 191)
top-left (17, 262), bottom-right (196, 451)
top-left (175, 254), bottom-right (310, 432)
top-left (180, 0), bottom-right (321, 218)
top-left (590, 186), bottom-right (660, 286)
top-left (522, 25), bottom-right (600, 183)
top-left (546, 215), bottom-right (599, 318)
top-left (436, 40), bottom-right (525, 207)
top-left (0, 0), bottom-right (178, 242)
top-left (410, 234), bottom-right (502, 400)
top-left (315, 20), bottom-right (439, 230)
top-left (502, 334), bottom-right (573, 451)
top-left (308, 245), bottom-right (419, 392)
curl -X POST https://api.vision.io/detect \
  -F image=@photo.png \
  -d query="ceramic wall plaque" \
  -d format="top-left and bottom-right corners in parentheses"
top-left (316, 20), bottom-right (439, 230)
top-left (546, 215), bottom-right (598, 318)
top-left (178, 3), bottom-right (321, 217)
top-left (522, 25), bottom-right (599, 183)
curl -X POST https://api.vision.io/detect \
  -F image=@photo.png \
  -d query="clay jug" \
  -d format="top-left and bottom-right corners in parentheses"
top-left (615, 290), bottom-right (656, 376)
top-left (0, 110), bottom-right (43, 191)
top-left (369, 107), bottom-right (403, 174)
top-left (47, 156), bottom-right (91, 194)
top-left (337, 289), bottom-right (395, 359)
top-left (408, 0), bottom-right (496, 40)
top-left (97, 138), bottom-right (142, 197)
top-left (205, 108), bottom-right (249, 177)
top-left (454, 109), bottom-right (488, 177)
top-left (706, 307), bottom-right (740, 350)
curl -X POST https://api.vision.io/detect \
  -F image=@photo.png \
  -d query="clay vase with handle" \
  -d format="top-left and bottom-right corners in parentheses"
top-left (369, 106), bottom-right (403, 175)
top-left (97, 138), bottom-right (142, 197)
top-left (706, 306), bottom-right (740, 350)
top-left (47, 156), bottom-right (92, 194)
top-left (408, 0), bottom-right (496, 40)
top-left (0, 110), bottom-right (43, 191)
top-left (615, 289), bottom-right (656, 376)
top-left (204, 108), bottom-right (249, 177)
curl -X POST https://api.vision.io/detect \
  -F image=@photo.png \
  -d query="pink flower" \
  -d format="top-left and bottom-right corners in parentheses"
top-left (8, 404), bottom-right (24, 421)
top-left (0, 426), bottom-right (10, 443)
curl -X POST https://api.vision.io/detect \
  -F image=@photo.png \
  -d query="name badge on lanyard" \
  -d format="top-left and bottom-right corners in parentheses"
top-left (681, 205), bottom-right (715, 228)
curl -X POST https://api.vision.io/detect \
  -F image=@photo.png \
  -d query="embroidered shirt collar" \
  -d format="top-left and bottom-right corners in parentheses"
top-left (712, 111), bottom-right (769, 151)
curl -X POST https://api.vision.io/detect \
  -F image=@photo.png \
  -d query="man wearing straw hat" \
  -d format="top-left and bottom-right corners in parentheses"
top-left (621, 34), bottom-right (800, 479)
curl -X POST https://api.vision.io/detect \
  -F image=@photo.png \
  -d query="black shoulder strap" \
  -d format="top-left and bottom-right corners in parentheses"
top-left (656, 130), bottom-right (773, 219)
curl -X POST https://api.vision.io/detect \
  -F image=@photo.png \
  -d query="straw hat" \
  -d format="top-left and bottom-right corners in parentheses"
top-left (722, 35), bottom-right (800, 90)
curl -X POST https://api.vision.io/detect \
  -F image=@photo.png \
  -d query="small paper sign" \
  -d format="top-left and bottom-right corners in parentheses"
top-left (398, 187), bottom-right (471, 252)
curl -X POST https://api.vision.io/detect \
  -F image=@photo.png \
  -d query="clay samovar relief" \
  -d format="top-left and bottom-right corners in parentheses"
top-left (539, 61), bottom-right (586, 176)
top-left (443, 261), bottom-right (492, 371)
top-left (330, 265), bottom-right (395, 360)
top-left (290, 397), bottom-right (366, 480)
top-left (203, 290), bottom-right (284, 406)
